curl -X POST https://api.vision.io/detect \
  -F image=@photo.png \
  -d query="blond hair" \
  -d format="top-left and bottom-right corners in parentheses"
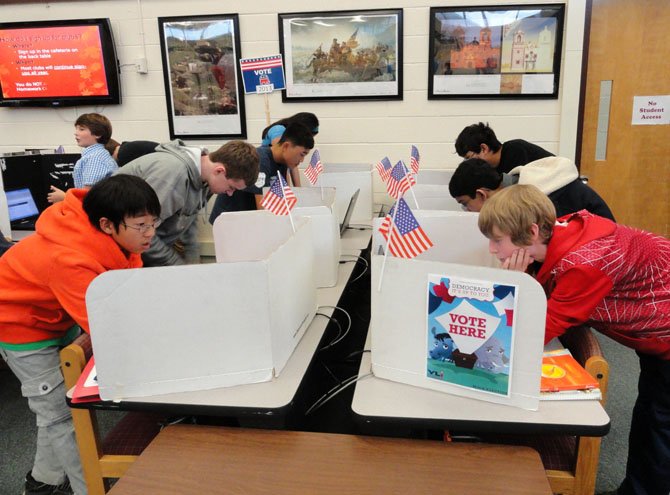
top-left (478, 184), bottom-right (556, 245)
top-left (208, 141), bottom-right (259, 187)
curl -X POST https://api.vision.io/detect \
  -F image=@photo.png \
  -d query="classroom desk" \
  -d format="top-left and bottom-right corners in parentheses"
top-left (108, 424), bottom-right (553, 495)
top-left (352, 331), bottom-right (611, 437)
top-left (68, 227), bottom-right (372, 426)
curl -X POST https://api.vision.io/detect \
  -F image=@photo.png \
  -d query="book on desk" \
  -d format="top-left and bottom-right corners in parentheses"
top-left (540, 349), bottom-right (601, 401)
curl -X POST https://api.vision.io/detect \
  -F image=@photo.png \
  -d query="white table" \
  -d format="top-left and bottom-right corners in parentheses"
top-left (352, 331), bottom-right (611, 436)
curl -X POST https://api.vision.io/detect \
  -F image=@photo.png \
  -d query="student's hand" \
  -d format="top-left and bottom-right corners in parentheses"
top-left (501, 248), bottom-right (533, 272)
top-left (47, 186), bottom-right (66, 203)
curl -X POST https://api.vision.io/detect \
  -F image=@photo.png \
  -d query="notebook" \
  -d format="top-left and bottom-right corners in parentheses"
top-left (7, 188), bottom-right (39, 230)
top-left (340, 189), bottom-right (360, 236)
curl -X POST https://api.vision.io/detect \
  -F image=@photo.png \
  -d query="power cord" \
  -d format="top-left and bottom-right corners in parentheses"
top-left (305, 372), bottom-right (373, 415)
top-left (316, 305), bottom-right (352, 351)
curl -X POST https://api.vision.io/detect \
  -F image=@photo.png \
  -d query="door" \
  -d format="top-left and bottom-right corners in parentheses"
top-left (579, 0), bottom-right (669, 236)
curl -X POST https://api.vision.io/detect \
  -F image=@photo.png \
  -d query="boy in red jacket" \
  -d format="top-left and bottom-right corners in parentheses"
top-left (0, 175), bottom-right (160, 495)
top-left (478, 184), bottom-right (670, 495)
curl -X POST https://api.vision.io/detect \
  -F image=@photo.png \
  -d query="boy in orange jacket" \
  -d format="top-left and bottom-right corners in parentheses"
top-left (0, 175), bottom-right (161, 495)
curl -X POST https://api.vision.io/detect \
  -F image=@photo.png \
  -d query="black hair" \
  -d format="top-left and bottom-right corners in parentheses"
top-left (454, 122), bottom-right (502, 157)
top-left (83, 175), bottom-right (161, 231)
top-left (448, 158), bottom-right (504, 199)
top-left (278, 122), bottom-right (315, 149)
top-left (262, 112), bottom-right (319, 139)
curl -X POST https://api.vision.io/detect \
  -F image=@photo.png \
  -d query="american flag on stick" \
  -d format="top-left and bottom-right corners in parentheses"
top-left (304, 149), bottom-right (323, 186)
top-left (385, 161), bottom-right (416, 199)
top-left (375, 156), bottom-right (393, 182)
top-left (261, 174), bottom-right (297, 216)
top-left (410, 145), bottom-right (420, 174)
top-left (379, 198), bottom-right (433, 258)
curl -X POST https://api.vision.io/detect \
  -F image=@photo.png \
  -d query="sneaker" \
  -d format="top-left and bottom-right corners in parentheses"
top-left (24, 471), bottom-right (73, 495)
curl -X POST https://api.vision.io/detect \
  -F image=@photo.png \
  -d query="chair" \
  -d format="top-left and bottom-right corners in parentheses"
top-left (482, 326), bottom-right (610, 495)
top-left (60, 333), bottom-right (163, 494)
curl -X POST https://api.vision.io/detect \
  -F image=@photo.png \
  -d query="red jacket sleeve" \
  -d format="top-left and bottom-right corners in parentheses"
top-left (544, 265), bottom-right (613, 344)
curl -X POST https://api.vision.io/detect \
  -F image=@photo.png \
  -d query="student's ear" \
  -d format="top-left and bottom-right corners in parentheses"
top-left (480, 143), bottom-right (490, 154)
top-left (475, 188), bottom-right (491, 200)
top-left (99, 217), bottom-right (116, 235)
top-left (529, 223), bottom-right (540, 241)
top-left (214, 164), bottom-right (227, 177)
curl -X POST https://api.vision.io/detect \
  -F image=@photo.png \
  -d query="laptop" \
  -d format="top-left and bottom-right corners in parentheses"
top-left (7, 188), bottom-right (40, 230)
top-left (339, 189), bottom-right (360, 236)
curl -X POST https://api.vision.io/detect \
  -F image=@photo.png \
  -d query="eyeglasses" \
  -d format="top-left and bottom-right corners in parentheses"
top-left (122, 219), bottom-right (161, 234)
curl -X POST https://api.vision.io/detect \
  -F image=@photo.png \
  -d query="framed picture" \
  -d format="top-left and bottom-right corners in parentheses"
top-left (157, 14), bottom-right (246, 139)
top-left (428, 4), bottom-right (565, 99)
top-left (278, 9), bottom-right (403, 102)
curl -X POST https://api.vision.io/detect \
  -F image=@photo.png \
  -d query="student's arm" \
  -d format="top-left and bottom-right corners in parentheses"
top-left (49, 261), bottom-right (104, 333)
top-left (47, 186), bottom-right (66, 203)
top-left (289, 167), bottom-right (301, 187)
top-left (255, 194), bottom-right (263, 210)
top-left (179, 217), bottom-right (201, 264)
top-left (543, 266), bottom-right (613, 343)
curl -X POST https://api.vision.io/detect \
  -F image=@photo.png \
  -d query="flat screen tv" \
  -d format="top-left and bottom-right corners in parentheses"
top-left (0, 18), bottom-right (121, 107)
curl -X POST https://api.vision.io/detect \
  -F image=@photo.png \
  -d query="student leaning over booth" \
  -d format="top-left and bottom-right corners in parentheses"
top-left (0, 175), bottom-right (161, 495)
top-left (117, 140), bottom-right (259, 267)
top-left (208, 123), bottom-right (314, 223)
top-left (455, 122), bottom-right (554, 174)
top-left (478, 184), bottom-right (670, 495)
top-left (449, 156), bottom-right (615, 221)
top-left (47, 113), bottom-right (118, 203)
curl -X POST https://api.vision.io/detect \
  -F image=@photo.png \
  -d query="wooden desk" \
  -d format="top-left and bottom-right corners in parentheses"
top-left (353, 332), bottom-right (611, 437)
top-left (108, 424), bottom-right (552, 495)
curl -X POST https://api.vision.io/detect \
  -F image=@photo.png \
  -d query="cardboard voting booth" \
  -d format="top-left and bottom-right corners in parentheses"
top-left (411, 184), bottom-right (462, 212)
top-left (305, 163), bottom-right (372, 223)
top-left (373, 210), bottom-right (497, 266)
top-left (371, 256), bottom-right (546, 410)
top-left (86, 214), bottom-right (317, 400)
top-left (414, 169), bottom-right (455, 186)
top-left (290, 187), bottom-right (340, 287)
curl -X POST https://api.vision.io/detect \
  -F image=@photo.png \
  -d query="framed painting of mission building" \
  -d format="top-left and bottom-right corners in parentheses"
top-left (428, 4), bottom-right (565, 99)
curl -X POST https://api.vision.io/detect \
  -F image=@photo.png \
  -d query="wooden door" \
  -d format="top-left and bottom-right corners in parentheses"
top-left (579, 0), bottom-right (669, 236)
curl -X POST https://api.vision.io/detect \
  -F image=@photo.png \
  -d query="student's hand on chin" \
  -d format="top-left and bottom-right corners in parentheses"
top-left (502, 248), bottom-right (533, 272)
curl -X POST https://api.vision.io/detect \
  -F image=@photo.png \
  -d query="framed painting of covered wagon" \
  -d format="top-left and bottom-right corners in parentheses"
top-left (278, 9), bottom-right (403, 102)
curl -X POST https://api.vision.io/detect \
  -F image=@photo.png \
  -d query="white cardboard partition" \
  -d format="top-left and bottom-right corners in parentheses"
top-left (291, 187), bottom-right (340, 287)
top-left (372, 210), bottom-right (497, 267)
top-left (411, 184), bottom-right (462, 212)
top-left (371, 256), bottom-right (546, 410)
top-left (304, 163), bottom-right (372, 223)
top-left (414, 169), bottom-right (455, 186)
top-left (86, 214), bottom-right (316, 400)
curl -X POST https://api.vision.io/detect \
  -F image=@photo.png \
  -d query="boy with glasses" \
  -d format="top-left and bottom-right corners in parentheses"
top-left (0, 175), bottom-right (161, 495)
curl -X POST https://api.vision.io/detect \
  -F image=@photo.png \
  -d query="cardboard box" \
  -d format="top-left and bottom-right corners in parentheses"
top-left (372, 210), bottom-right (497, 266)
top-left (304, 163), bottom-right (372, 223)
top-left (371, 255), bottom-right (546, 410)
top-left (87, 214), bottom-right (316, 400)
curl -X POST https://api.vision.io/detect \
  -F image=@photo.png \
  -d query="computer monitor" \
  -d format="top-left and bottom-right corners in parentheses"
top-left (7, 188), bottom-right (39, 224)
top-left (339, 188), bottom-right (360, 236)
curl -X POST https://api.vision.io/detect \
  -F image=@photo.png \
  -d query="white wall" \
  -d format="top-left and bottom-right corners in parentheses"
top-left (0, 0), bottom-right (585, 204)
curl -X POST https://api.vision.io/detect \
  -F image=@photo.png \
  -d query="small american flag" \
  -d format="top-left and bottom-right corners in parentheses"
top-left (379, 198), bottom-right (433, 258)
top-left (385, 161), bottom-right (416, 199)
top-left (261, 174), bottom-right (297, 215)
top-left (304, 149), bottom-right (323, 185)
top-left (410, 145), bottom-right (420, 174)
top-left (375, 156), bottom-right (392, 182)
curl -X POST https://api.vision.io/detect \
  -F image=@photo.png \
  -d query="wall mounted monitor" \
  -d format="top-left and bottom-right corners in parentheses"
top-left (0, 18), bottom-right (121, 107)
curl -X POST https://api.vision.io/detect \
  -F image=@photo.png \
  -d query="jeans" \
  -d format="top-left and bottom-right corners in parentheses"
top-left (0, 346), bottom-right (87, 495)
top-left (619, 352), bottom-right (670, 495)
